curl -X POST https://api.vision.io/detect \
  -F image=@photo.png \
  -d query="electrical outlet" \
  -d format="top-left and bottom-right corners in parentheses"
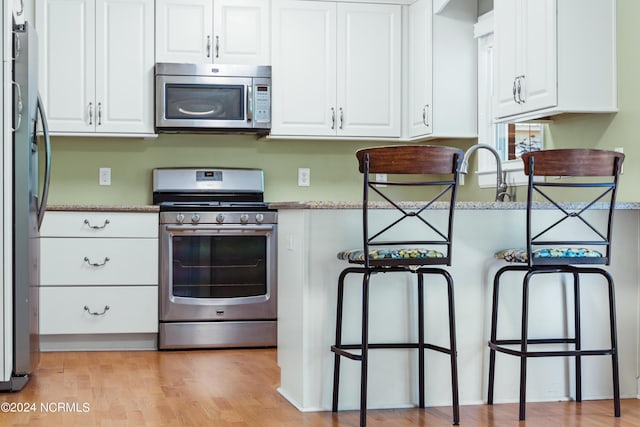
top-left (298, 168), bottom-right (310, 187)
top-left (375, 173), bottom-right (387, 187)
top-left (99, 167), bottom-right (111, 186)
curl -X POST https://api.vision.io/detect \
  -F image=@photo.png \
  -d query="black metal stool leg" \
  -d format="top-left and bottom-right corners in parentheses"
top-left (444, 271), bottom-right (460, 425)
top-left (359, 272), bottom-right (371, 427)
top-left (417, 273), bottom-right (425, 409)
top-left (604, 271), bottom-right (621, 417)
top-left (487, 267), bottom-right (508, 405)
top-left (332, 269), bottom-right (350, 412)
top-left (519, 272), bottom-right (533, 421)
top-left (573, 271), bottom-right (582, 402)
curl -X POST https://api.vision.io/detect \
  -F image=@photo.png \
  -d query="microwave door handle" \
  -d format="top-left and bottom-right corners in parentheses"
top-left (177, 107), bottom-right (216, 116)
top-left (246, 85), bottom-right (253, 122)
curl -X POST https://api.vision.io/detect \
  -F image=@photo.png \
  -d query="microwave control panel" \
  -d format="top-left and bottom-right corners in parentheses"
top-left (253, 84), bottom-right (271, 123)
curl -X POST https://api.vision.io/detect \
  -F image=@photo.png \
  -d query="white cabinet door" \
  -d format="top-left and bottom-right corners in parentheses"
top-left (271, 0), bottom-right (400, 138)
top-left (13, 0), bottom-right (26, 25)
top-left (37, 0), bottom-right (95, 133)
top-left (37, 0), bottom-right (154, 135)
top-left (95, 0), bottom-right (154, 134)
top-left (494, 0), bottom-right (521, 118)
top-left (520, 0), bottom-right (556, 113)
top-left (213, 0), bottom-right (270, 64)
top-left (337, 3), bottom-right (401, 137)
top-left (407, 0), bottom-right (433, 137)
top-left (155, 0), bottom-right (212, 63)
top-left (155, 0), bottom-right (269, 65)
top-left (494, 0), bottom-right (557, 119)
top-left (271, 0), bottom-right (336, 136)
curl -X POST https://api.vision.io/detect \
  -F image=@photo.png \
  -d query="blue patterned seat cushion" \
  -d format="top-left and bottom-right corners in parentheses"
top-left (495, 247), bottom-right (603, 263)
top-left (337, 248), bottom-right (445, 262)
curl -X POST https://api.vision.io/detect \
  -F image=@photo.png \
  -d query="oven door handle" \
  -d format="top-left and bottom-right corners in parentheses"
top-left (164, 225), bottom-right (275, 233)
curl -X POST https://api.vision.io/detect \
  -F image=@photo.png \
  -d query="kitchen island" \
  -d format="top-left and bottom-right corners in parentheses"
top-left (272, 202), bottom-right (640, 411)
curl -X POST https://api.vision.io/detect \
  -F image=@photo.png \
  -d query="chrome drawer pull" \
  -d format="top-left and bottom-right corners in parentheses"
top-left (84, 256), bottom-right (110, 267)
top-left (84, 219), bottom-right (110, 229)
top-left (84, 305), bottom-right (110, 316)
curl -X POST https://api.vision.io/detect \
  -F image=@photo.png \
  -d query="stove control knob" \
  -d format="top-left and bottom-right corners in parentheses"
top-left (240, 214), bottom-right (249, 224)
top-left (216, 214), bottom-right (225, 224)
top-left (176, 213), bottom-right (185, 224)
top-left (191, 214), bottom-right (200, 225)
top-left (255, 213), bottom-right (264, 224)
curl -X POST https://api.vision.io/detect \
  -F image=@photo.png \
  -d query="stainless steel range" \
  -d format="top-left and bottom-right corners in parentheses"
top-left (153, 168), bottom-right (277, 349)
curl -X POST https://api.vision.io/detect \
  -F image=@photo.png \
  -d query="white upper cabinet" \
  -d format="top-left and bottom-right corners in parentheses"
top-left (271, 1), bottom-right (336, 137)
top-left (36, 0), bottom-right (155, 136)
top-left (271, 0), bottom-right (401, 138)
top-left (406, 0), bottom-right (477, 139)
top-left (13, 0), bottom-right (26, 25)
top-left (155, 0), bottom-right (270, 65)
top-left (494, 0), bottom-right (617, 122)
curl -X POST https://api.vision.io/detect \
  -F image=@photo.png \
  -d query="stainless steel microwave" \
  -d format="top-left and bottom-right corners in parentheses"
top-left (155, 63), bottom-right (271, 134)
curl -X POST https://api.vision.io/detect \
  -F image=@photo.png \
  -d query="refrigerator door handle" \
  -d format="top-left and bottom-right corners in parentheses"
top-left (36, 93), bottom-right (51, 231)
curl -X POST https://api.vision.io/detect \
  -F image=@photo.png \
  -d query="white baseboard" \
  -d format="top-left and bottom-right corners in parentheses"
top-left (40, 333), bottom-right (157, 352)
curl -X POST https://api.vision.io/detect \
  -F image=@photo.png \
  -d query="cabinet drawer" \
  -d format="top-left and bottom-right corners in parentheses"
top-left (41, 238), bottom-right (158, 286)
top-left (40, 286), bottom-right (158, 335)
top-left (41, 211), bottom-right (158, 238)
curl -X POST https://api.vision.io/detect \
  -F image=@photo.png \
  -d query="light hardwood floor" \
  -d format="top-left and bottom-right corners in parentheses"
top-left (0, 349), bottom-right (638, 426)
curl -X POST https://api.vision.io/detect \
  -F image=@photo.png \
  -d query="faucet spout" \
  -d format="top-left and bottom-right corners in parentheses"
top-left (460, 144), bottom-right (508, 202)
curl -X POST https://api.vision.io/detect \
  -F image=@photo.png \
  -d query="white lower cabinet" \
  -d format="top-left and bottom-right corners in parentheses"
top-left (40, 286), bottom-right (158, 335)
top-left (39, 211), bottom-right (159, 350)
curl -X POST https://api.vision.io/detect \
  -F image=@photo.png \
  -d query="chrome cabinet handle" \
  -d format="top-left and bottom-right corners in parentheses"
top-left (84, 256), bottom-right (110, 267)
top-left (215, 35), bottom-right (220, 58)
top-left (330, 107), bottom-right (335, 129)
top-left (16, 0), bottom-right (24, 16)
top-left (206, 35), bottom-right (211, 58)
top-left (97, 102), bottom-right (102, 125)
top-left (517, 75), bottom-right (525, 103)
top-left (84, 305), bottom-right (110, 316)
top-left (84, 219), bottom-right (110, 229)
top-left (339, 107), bottom-right (344, 130)
top-left (422, 104), bottom-right (430, 127)
top-left (513, 75), bottom-right (525, 104)
top-left (12, 82), bottom-right (22, 131)
top-left (88, 102), bottom-right (93, 125)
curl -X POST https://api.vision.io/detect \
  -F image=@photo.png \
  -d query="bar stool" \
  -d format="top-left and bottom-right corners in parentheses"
top-left (487, 149), bottom-right (624, 420)
top-left (331, 145), bottom-right (463, 427)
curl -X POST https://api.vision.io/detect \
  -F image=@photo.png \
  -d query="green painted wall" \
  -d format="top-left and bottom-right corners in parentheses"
top-left (44, 0), bottom-right (639, 205)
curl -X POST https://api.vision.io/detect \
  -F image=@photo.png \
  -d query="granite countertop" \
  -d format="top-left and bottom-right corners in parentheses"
top-left (46, 201), bottom-right (640, 212)
top-left (47, 204), bottom-right (160, 213)
top-left (269, 201), bottom-right (640, 210)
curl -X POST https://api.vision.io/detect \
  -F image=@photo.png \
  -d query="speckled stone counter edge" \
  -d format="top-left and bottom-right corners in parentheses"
top-left (268, 201), bottom-right (640, 210)
top-left (47, 202), bottom-right (640, 212)
top-left (47, 205), bottom-right (160, 213)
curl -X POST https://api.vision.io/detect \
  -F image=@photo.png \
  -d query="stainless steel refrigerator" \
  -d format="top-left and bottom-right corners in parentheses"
top-left (0, 19), bottom-right (51, 391)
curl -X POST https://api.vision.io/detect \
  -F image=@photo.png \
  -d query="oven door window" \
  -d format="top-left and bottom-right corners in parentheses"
top-left (172, 235), bottom-right (267, 298)
top-left (165, 84), bottom-right (244, 121)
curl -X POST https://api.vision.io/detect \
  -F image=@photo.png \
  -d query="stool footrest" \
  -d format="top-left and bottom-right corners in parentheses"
top-left (489, 342), bottom-right (615, 358)
top-left (332, 342), bottom-right (453, 358)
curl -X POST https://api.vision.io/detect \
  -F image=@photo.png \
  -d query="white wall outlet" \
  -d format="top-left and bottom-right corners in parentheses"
top-left (99, 167), bottom-right (111, 186)
top-left (375, 173), bottom-right (387, 187)
top-left (298, 168), bottom-right (310, 187)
